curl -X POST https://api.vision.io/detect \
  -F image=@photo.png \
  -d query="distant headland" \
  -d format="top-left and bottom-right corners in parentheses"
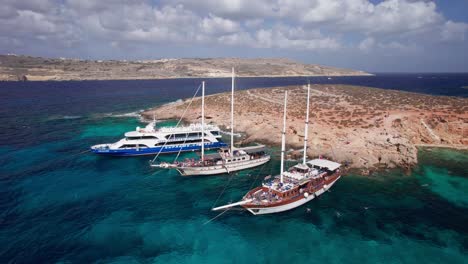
top-left (143, 85), bottom-right (468, 172)
top-left (0, 54), bottom-right (371, 81)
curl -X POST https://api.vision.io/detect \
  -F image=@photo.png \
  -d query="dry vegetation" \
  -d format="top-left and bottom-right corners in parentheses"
top-left (143, 84), bottom-right (468, 170)
top-left (0, 55), bottom-right (370, 81)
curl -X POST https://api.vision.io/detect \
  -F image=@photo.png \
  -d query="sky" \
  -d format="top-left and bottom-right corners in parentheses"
top-left (1, 0), bottom-right (467, 72)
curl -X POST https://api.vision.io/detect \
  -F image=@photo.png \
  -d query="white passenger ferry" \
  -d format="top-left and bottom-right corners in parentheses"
top-left (90, 121), bottom-right (227, 156)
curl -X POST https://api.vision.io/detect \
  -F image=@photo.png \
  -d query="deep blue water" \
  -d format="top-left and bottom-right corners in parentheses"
top-left (0, 74), bottom-right (467, 263)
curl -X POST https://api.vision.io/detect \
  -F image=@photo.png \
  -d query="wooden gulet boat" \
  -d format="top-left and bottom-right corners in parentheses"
top-left (212, 85), bottom-right (342, 215)
top-left (153, 69), bottom-right (270, 176)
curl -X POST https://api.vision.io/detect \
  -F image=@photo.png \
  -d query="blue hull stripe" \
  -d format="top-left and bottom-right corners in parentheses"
top-left (91, 142), bottom-right (227, 156)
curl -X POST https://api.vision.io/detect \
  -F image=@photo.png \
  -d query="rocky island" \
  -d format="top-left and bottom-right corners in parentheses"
top-left (0, 54), bottom-right (370, 81)
top-left (142, 85), bottom-right (467, 171)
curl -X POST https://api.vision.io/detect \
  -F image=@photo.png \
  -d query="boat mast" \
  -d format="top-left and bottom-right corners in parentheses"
top-left (280, 91), bottom-right (288, 183)
top-left (230, 67), bottom-right (235, 154)
top-left (303, 83), bottom-right (310, 165)
top-left (201, 81), bottom-right (205, 162)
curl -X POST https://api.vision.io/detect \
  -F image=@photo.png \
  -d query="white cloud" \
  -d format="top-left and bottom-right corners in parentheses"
top-left (251, 26), bottom-right (341, 50)
top-left (276, 0), bottom-right (442, 35)
top-left (244, 19), bottom-right (264, 29)
top-left (171, 0), bottom-right (443, 35)
top-left (200, 14), bottom-right (240, 35)
top-left (0, 0), bottom-right (466, 72)
top-left (218, 32), bottom-right (254, 46)
top-left (441, 20), bottom-right (468, 42)
top-left (359, 37), bottom-right (375, 51)
top-left (166, 0), bottom-right (277, 19)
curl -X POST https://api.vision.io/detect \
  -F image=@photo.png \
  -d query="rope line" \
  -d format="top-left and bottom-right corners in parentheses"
top-left (248, 161), bottom-right (268, 192)
top-left (211, 172), bottom-right (237, 209)
top-left (172, 134), bottom-right (189, 163)
top-left (150, 83), bottom-right (202, 164)
top-left (203, 207), bottom-right (232, 225)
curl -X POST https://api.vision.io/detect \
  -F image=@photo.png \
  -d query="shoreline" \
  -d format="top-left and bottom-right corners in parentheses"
top-left (0, 73), bottom-right (373, 82)
top-left (415, 144), bottom-right (468, 150)
top-left (142, 84), bottom-right (467, 171)
top-left (0, 55), bottom-right (372, 81)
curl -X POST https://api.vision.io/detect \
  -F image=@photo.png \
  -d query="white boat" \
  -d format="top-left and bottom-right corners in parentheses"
top-left (213, 85), bottom-right (342, 215)
top-left (152, 69), bottom-right (271, 175)
top-left (90, 115), bottom-right (227, 156)
top-left (162, 146), bottom-right (270, 176)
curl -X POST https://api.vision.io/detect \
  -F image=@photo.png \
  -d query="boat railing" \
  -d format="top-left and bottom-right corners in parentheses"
top-left (157, 124), bottom-right (220, 132)
top-left (164, 135), bottom-right (208, 143)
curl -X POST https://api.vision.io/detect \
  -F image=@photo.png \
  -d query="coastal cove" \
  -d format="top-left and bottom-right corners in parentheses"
top-left (0, 74), bottom-right (467, 263)
top-left (144, 84), bottom-right (467, 171)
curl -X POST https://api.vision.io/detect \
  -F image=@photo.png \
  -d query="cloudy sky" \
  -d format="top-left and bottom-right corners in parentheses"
top-left (1, 0), bottom-right (467, 72)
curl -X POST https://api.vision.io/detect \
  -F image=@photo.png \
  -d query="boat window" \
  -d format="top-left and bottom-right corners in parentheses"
top-left (166, 133), bottom-right (190, 139)
top-left (119, 144), bottom-right (150, 148)
top-left (127, 136), bottom-right (157, 140)
top-left (119, 144), bottom-right (137, 148)
top-left (211, 131), bottom-right (220, 136)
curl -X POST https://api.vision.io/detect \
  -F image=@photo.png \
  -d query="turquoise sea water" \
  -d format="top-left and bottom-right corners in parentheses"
top-left (0, 75), bottom-right (467, 263)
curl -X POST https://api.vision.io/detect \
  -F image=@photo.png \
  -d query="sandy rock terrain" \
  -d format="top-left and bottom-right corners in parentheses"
top-left (0, 55), bottom-right (370, 81)
top-left (142, 85), bottom-right (468, 170)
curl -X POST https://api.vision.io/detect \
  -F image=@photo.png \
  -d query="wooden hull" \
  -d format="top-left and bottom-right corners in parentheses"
top-left (242, 174), bottom-right (341, 215)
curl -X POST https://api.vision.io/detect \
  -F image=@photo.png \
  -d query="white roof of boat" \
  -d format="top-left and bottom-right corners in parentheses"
top-left (157, 123), bottom-right (219, 133)
top-left (236, 145), bottom-right (266, 153)
top-left (293, 163), bottom-right (309, 170)
top-left (125, 123), bottom-right (220, 136)
top-left (307, 159), bottom-right (341, 171)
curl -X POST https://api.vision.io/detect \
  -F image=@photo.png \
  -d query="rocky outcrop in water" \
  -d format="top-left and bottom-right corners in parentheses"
top-left (143, 85), bottom-right (468, 170)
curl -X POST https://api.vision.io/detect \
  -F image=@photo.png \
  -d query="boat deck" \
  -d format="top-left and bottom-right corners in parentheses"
top-left (243, 172), bottom-right (341, 208)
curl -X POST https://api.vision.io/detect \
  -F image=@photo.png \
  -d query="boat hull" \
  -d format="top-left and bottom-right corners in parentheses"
top-left (177, 156), bottom-right (270, 176)
top-left (91, 142), bottom-right (227, 156)
top-left (243, 175), bottom-right (340, 215)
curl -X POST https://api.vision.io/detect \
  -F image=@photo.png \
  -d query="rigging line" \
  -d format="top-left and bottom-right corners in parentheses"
top-left (210, 157), bottom-right (269, 210)
top-left (150, 83), bottom-right (202, 164)
top-left (203, 207), bottom-right (232, 225)
top-left (211, 171), bottom-right (237, 209)
top-left (247, 160), bottom-right (268, 191)
top-left (74, 149), bottom-right (91, 156)
top-left (174, 83), bottom-right (203, 128)
top-left (173, 134), bottom-right (189, 163)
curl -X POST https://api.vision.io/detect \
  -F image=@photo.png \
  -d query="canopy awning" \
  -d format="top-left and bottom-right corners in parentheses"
top-left (197, 152), bottom-right (222, 160)
top-left (307, 159), bottom-right (341, 171)
top-left (238, 145), bottom-right (266, 154)
top-left (293, 163), bottom-right (309, 171)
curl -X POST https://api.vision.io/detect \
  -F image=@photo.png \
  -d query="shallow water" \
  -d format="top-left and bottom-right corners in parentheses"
top-left (0, 75), bottom-right (467, 263)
